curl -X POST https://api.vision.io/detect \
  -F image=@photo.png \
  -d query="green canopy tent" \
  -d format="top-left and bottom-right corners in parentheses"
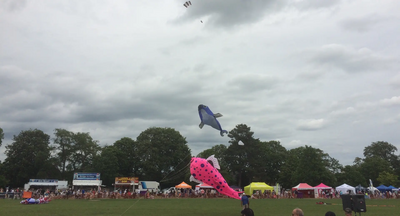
top-left (244, 182), bottom-right (274, 195)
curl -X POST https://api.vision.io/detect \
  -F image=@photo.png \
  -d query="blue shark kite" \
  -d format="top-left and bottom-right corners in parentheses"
top-left (198, 104), bottom-right (228, 136)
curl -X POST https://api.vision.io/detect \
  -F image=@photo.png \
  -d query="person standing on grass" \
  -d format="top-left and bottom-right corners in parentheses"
top-left (241, 193), bottom-right (249, 210)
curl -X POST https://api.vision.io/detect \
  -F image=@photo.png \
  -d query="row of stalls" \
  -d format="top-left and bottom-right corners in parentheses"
top-left (291, 183), bottom-right (400, 198)
top-left (24, 173), bottom-right (103, 192)
top-left (24, 173), bottom-right (160, 194)
top-left (24, 179), bottom-right (69, 192)
top-left (292, 183), bottom-right (358, 198)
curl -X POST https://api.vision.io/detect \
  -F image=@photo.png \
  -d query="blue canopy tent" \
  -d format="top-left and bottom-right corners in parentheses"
top-left (387, 185), bottom-right (397, 191)
top-left (376, 185), bottom-right (388, 192)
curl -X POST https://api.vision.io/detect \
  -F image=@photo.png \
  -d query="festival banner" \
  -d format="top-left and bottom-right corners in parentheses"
top-left (115, 177), bottom-right (139, 184)
top-left (73, 173), bottom-right (100, 180)
top-left (29, 179), bottom-right (58, 183)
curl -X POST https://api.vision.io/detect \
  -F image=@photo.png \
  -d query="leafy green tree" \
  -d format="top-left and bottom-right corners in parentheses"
top-left (68, 132), bottom-right (100, 172)
top-left (336, 165), bottom-right (366, 186)
top-left (258, 140), bottom-right (287, 184)
top-left (360, 157), bottom-right (392, 185)
top-left (363, 141), bottom-right (400, 176)
top-left (293, 146), bottom-right (335, 186)
top-left (53, 129), bottom-right (74, 179)
top-left (377, 171), bottom-right (399, 186)
top-left (279, 148), bottom-right (302, 188)
top-left (0, 161), bottom-right (9, 188)
top-left (113, 137), bottom-right (139, 176)
top-left (92, 145), bottom-right (120, 186)
top-left (0, 128), bottom-right (4, 147)
top-left (3, 129), bottom-right (54, 187)
top-left (225, 124), bottom-right (261, 187)
top-left (136, 127), bottom-right (191, 182)
top-left (364, 141), bottom-right (397, 162)
top-left (279, 146), bottom-right (339, 188)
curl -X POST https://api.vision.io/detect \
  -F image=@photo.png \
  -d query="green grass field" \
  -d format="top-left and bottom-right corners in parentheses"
top-left (0, 198), bottom-right (398, 216)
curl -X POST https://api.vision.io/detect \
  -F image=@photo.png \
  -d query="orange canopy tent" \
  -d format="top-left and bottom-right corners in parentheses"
top-left (175, 181), bottom-right (192, 189)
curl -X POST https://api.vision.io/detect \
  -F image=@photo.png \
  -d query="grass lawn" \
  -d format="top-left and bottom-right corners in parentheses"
top-left (0, 198), bottom-right (398, 216)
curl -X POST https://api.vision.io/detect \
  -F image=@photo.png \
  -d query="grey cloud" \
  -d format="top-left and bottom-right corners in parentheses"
top-left (173, 0), bottom-right (289, 28)
top-left (227, 74), bottom-right (279, 93)
top-left (173, 0), bottom-right (344, 28)
top-left (390, 75), bottom-right (400, 88)
top-left (303, 44), bottom-right (396, 73)
top-left (293, 0), bottom-right (341, 10)
top-left (339, 14), bottom-right (386, 32)
top-left (0, 0), bottom-right (27, 12)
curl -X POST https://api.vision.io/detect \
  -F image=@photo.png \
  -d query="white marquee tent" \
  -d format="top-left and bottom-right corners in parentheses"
top-left (335, 183), bottom-right (355, 194)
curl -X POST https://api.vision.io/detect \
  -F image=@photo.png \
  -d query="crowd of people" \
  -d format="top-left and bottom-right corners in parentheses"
top-left (1, 186), bottom-right (396, 215)
top-left (1, 186), bottom-right (399, 200)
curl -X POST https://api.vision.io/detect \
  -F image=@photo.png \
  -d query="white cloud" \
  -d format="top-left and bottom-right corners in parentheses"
top-left (329, 107), bottom-right (356, 117)
top-left (288, 139), bottom-right (302, 148)
top-left (380, 96), bottom-right (400, 106)
top-left (297, 119), bottom-right (326, 131)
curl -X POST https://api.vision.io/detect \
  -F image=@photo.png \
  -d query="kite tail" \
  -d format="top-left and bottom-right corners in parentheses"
top-left (220, 130), bottom-right (228, 136)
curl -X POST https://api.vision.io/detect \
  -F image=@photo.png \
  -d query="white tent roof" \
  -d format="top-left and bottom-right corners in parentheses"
top-left (335, 183), bottom-right (355, 194)
top-left (195, 183), bottom-right (214, 189)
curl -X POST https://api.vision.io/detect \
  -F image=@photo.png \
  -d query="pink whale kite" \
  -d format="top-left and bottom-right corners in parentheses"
top-left (190, 155), bottom-right (240, 200)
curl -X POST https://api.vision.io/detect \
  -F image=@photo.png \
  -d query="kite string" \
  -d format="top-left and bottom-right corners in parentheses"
top-left (159, 161), bottom-right (191, 183)
top-left (120, 198), bottom-right (140, 216)
top-left (159, 153), bottom-right (191, 183)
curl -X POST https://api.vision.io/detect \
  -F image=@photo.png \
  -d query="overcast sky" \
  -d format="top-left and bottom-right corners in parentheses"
top-left (1, 0), bottom-right (399, 165)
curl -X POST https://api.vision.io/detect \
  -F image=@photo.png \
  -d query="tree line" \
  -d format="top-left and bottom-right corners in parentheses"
top-left (0, 124), bottom-right (399, 189)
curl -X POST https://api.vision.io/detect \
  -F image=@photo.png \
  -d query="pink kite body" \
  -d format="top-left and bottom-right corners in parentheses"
top-left (190, 157), bottom-right (240, 200)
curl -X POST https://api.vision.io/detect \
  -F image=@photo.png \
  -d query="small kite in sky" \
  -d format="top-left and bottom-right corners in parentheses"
top-left (198, 104), bottom-right (228, 136)
top-left (183, 1), bottom-right (192, 8)
top-left (190, 155), bottom-right (240, 200)
top-left (238, 140), bottom-right (244, 146)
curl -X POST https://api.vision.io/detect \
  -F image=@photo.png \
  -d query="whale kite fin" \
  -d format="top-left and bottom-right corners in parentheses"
top-left (206, 155), bottom-right (220, 170)
top-left (213, 113), bottom-right (223, 118)
top-left (190, 175), bottom-right (203, 184)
